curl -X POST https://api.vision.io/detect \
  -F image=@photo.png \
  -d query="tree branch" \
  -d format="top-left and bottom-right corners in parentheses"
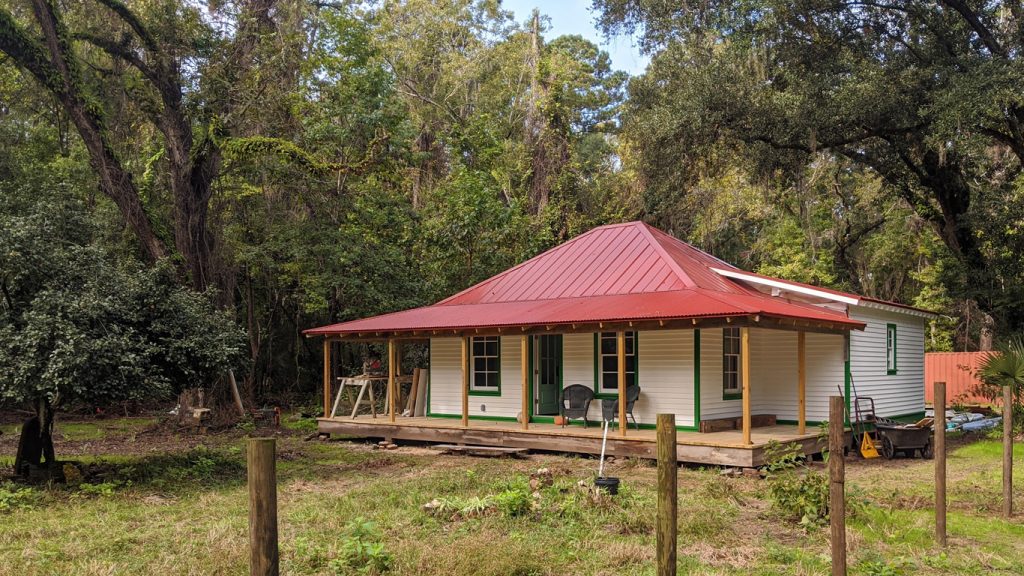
top-left (939, 0), bottom-right (1006, 58)
top-left (92, 0), bottom-right (157, 53)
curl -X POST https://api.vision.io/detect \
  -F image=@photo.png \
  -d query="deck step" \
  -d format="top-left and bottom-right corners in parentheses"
top-left (434, 444), bottom-right (528, 458)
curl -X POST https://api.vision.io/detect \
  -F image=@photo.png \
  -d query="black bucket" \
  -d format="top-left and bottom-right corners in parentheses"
top-left (595, 476), bottom-right (620, 495)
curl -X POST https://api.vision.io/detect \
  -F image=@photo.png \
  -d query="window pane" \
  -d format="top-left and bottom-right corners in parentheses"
top-left (603, 372), bottom-right (617, 390)
top-left (625, 333), bottom-right (635, 355)
top-left (474, 357), bottom-right (487, 373)
top-left (601, 335), bottom-right (616, 355)
top-left (474, 372), bottom-right (487, 388)
top-left (603, 356), bottom-right (618, 373)
top-left (485, 340), bottom-right (498, 357)
top-left (485, 357), bottom-right (498, 373)
top-left (626, 356), bottom-right (636, 372)
top-left (473, 340), bottom-right (484, 356)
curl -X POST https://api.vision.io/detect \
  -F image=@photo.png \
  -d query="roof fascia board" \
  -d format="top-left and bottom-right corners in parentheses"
top-left (711, 268), bottom-right (860, 305)
top-left (854, 300), bottom-right (939, 319)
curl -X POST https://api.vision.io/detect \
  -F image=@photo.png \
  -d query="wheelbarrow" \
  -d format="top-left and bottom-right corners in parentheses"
top-left (853, 396), bottom-right (934, 460)
top-left (873, 417), bottom-right (934, 459)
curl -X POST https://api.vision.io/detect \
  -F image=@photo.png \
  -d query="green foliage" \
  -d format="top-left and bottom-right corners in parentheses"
top-left (596, 0), bottom-right (1024, 339)
top-left (0, 482), bottom-right (39, 512)
top-left (75, 482), bottom-right (121, 498)
top-left (766, 470), bottom-right (830, 528)
top-left (976, 339), bottom-right (1024, 431)
top-left (330, 517), bottom-right (392, 575)
top-left (0, 191), bottom-right (245, 410)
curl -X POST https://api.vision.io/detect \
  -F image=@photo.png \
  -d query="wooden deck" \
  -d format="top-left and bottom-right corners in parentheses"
top-left (317, 416), bottom-right (829, 467)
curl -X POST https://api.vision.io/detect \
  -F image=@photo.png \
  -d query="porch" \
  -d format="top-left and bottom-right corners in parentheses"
top-left (317, 416), bottom-right (828, 468)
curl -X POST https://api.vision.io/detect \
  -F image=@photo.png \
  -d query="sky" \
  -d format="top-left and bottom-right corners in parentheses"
top-left (500, 0), bottom-right (650, 76)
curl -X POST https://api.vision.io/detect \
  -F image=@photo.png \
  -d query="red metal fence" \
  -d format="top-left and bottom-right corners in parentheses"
top-left (925, 352), bottom-right (993, 405)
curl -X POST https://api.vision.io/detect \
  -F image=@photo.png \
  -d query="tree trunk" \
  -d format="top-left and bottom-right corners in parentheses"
top-left (12, 399), bottom-right (56, 477)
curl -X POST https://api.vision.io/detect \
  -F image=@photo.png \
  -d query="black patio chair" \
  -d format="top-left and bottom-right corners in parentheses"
top-left (601, 385), bottom-right (641, 430)
top-left (559, 385), bottom-right (595, 428)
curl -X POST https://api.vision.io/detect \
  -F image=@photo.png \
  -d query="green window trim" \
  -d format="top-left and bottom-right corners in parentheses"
top-left (468, 336), bottom-right (501, 396)
top-left (886, 323), bottom-right (898, 375)
top-left (693, 329), bottom-right (701, 426)
top-left (593, 331), bottom-right (638, 398)
top-left (722, 326), bottom-right (743, 400)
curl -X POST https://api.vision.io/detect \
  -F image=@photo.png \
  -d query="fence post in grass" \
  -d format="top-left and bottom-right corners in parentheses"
top-left (935, 381), bottom-right (947, 547)
top-left (828, 396), bottom-right (847, 576)
top-left (248, 438), bottom-right (279, 576)
top-left (1004, 384), bottom-right (1013, 518)
top-left (656, 413), bottom-right (677, 576)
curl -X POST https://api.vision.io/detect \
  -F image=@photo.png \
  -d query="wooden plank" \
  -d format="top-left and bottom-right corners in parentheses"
top-left (388, 339), bottom-right (396, 423)
top-left (798, 331), bottom-right (806, 434)
top-left (935, 381), bottom-right (946, 547)
top-left (247, 438), bottom-right (279, 576)
top-left (461, 337), bottom-right (469, 428)
top-left (618, 330), bottom-right (627, 437)
top-left (521, 335), bottom-right (529, 431)
top-left (656, 414), bottom-right (677, 576)
top-left (829, 397), bottom-right (847, 576)
top-left (434, 444), bottom-right (527, 457)
top-left (406, 368), bottom-right (421, 415)
top-left (322, 340), bottom-right (331, 418)
top-left (741, 327), bottom-right (751, 445)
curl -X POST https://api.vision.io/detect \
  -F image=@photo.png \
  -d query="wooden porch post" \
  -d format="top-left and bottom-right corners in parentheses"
top-left (741, 327), bottom-right (751, 445)
top-left (798, 331), bottom-right (806, 435)
top-left (521, 335), bottom-right (529, 430)
top-left (388, 338), bottom-right (396, 423)
top-left (322, 339), bottom-right (331, 418)
top-left (461, 336), bottom-right (469, 428)
top-left (618, 331), bottom-right (627, 437)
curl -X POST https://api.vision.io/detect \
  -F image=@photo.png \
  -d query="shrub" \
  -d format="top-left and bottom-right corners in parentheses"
top-left (0, 482), bottom-right (39, 512)
top-left (330, 518), bottom-right (392, 575)
top-left (767, 470), bottom-right (830, 528)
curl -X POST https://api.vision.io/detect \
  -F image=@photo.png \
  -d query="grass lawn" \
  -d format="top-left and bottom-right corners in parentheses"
top-left (1, 417), bottom-right (1022, 575)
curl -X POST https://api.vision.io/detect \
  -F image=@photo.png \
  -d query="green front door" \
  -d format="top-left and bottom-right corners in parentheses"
top-left (536, 335), bottom-right (562, 415)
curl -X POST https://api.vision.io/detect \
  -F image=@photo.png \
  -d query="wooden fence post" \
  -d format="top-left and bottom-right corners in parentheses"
top-left (656, 414), bottom-right (677, 576)
top-left (829, 396), bottom-right (847, 576)
top-left (1004, 384), bottom-right (1013, 518)
top-left (248, 438), bottom-right (279, 576)
top-left (935, 381), bottom-right (946, 547)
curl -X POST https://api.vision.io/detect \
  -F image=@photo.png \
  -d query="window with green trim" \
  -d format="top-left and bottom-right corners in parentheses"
top-left (886, 324), bottom-right (897, 374)
top-left (722, 327), bottom-right (742, 398)
top-left (470, 336), bottom-right (500, 393)
top-left (597, 332), bottom-right (636, 393)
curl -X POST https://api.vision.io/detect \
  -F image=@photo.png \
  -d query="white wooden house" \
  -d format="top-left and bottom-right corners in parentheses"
top-left (307, 221), bottom-right (934, 465)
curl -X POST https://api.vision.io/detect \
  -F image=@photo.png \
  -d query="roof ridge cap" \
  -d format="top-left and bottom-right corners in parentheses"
top-left (635, 222), bottom-right (696, 289)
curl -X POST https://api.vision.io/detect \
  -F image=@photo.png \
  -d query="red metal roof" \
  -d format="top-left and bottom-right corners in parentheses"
top-left (306, 221), bottom-right (869, 336)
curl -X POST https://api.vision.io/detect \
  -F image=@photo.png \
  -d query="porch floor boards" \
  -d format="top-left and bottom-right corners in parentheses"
top-left (317, 416), bottom-right (825, 467)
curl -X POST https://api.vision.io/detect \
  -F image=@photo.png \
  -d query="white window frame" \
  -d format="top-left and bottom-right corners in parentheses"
top-left (723, 327), bottom-right (742, 399)
top-left (597, 332), bottom-right (637, 394)
top-left (470, 336), bottom-right (500, 393)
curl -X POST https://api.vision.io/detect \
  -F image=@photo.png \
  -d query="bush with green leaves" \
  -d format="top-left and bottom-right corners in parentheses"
top-left (330, 517), bottom-right (392, 575)
top-left (976, 339), bottom-right (1024, 433)
top-left (0, 192), bottom-right (245, 466)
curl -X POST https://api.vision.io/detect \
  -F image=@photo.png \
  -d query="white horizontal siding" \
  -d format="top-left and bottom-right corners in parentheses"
top-left (634, 330), bottom-right (695, 427)
top-left (428, 337), bottom-right (524, 419)
top-left (849, 306), bottom-right (925, 418)
top-left (430, 331), bottom-right (695, 426)
top-left (699, 328), bottom-right (741, 419)
top-left (803, 332), bottom-right (846, 422)
top-left (702, 328), bottom-right (844, 423)
top-left (748, 329), bottom-right (799, 420)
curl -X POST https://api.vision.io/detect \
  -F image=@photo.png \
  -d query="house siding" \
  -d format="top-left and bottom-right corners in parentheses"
top-left (848, 306), bottom-right (926, 418)
top-left (703, 327), bottom-right (844, 423)
top-left (428, 336), bottom-right (524, 419)
top-left (430, 331), bottom-right (695, 426)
